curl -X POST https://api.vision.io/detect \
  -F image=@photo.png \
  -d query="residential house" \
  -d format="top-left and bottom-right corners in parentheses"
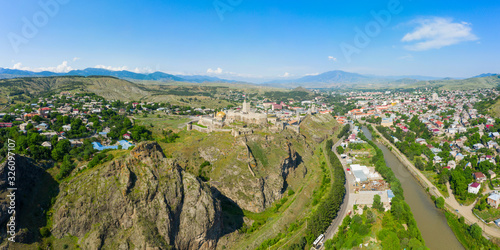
top-left (488, 141), bottom-right (499, 149)
top-left (433, 156), bottom-right (442, 164)
top-left (488, 170), bottom-right (497, 179)
top-left (37, 123), bottom-right (49, 131)
top-left (70, 140), bottom-right (83, 147)
top-left (488, 193), bottom-right (500, 209)
top-left (62, 124), bottom-right (71, 131)
top-left (455, 153), bottom-right (464, 162)
top-left (468, 182), bottom-right (481, 194)
top-left (381, 118), bottom-right (393, 127)
top-left (431, 147), bottom-right (442, 154)
top-left (447, 160), bottom-right (456, 170)
top-left (19, 122), bottom-right (29, 130)
top-left (447, 128), bottom-right (457, 134)
top-left (40, 131), bottom-right (57, 139)
top-left (0, 123), bottom-right (13, 128)
top-left (415, 138), bottom-right (427, 145)
top-left (474, 172), bottom-right (487, 182)
top-left (490, 132), bottom-right (500, 138)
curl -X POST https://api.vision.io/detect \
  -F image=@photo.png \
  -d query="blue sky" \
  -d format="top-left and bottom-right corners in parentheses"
top-left (1, 0), bottom-right (499, 82)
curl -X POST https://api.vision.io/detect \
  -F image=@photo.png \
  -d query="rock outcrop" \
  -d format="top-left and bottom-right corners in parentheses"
top-left (51, 142), bottom-right (222, 249)
top-left (210, 134), bottom-right (304, 213)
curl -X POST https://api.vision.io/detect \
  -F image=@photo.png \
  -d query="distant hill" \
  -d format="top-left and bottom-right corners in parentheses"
top-left (473, 73), bottom-right (499, 78)
top-left (292, 86), bottom-right (311, 93)
top-left (295, 70), bottom-right (371, 85)
top-left (174, 74), bottom-right (238, 83)
top-left (263, 70), bottom-right (447, 88)
top-left (377, 75), bottom-right (442, 81)
top-left (2, 67), bottom-right (497, 90)
top-left (0, 75), bottom-right (284, 109)
top-left (396, 75), bottom-right (500, 90)
top-left (0, 76), bottom-right (149, 101)
top-left (0, 67), bottom-right (236, 84)
top-left (265, 70), bottom-right (378, 88)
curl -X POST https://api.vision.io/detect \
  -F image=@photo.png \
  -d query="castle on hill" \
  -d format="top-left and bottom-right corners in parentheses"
top-left (187, 99), bottom-right (303, 135)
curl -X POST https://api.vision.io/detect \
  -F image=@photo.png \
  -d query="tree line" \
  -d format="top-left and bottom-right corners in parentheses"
top-left (304, 139), bottom-right (346, 244)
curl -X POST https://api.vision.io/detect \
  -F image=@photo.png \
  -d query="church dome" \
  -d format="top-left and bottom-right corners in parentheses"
top-left (216, 111), bottom-right (226, 118)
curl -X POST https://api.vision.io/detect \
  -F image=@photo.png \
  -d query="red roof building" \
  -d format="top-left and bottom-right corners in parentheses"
top-left (0, 123), bottom-right (13, 128)
top-left (474, 172), bottom-right (487, 182)
top-left (470, 182), bottom-right (480, 188)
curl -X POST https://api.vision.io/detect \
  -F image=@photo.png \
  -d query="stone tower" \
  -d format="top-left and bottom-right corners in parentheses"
top-left (242, 99), bottom-right (250, 114)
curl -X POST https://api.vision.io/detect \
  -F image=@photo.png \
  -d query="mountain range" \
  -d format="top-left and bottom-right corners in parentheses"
top-left (0, 67), bottom-right (238, 84)
top-left (262, 70), bottom-right (452, 88)
top-left (0, 67), bottom-right (497, 89)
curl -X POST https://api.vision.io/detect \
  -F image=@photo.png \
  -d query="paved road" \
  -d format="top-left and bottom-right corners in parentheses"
top-left (320, 131), bottom-right (355, 248)
top-left (372, 125), bottom-right (500, 238)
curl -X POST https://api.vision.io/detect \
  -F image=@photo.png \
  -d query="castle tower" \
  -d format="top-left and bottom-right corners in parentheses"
top-left (242, 99), bottom-right (250, 114)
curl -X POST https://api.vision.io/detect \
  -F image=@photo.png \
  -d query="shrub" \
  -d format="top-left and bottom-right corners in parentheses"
top-left (40, 226), bottom-right (51, 237)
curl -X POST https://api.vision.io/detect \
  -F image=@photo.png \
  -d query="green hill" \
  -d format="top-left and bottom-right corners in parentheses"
top-left (0, 76), bottom-right (280, 108)
top-left (0, 76), bottom-right (148, 101)
top-left (393, 75), bottom-right (500, 90)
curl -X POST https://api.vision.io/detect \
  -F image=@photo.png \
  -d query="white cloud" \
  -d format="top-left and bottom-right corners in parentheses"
top-left (328, 56), bottom-right (337, 61)
top-left (401, 17), bottom-right (478, 51)
top-left (184, 67), bottom-right (261, 79)
top-left (73, 57), bottom-right (80, 62)
top-left (304, 72), bottom-right (320, 76)
top-left (94, 65), bottom-right (156, 74)
top-left (11, 62), bottom-right (31, 71)
top-left (132, 67), bottom-right (155, 74)
top-left (207, 67), bottom-right (223, 74)
top-left (10, 61), bottom-right (74, 73)
top-left (279, 72), bottom-right (292, 77)
top-left (40, 61), bottom-right (74, 73)
top-left (94, 65), bottom-right (129, 71)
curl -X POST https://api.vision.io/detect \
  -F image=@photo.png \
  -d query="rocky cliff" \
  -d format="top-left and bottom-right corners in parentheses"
top-left (203, 132), bottom-right (307, 213)
top-left (51, 142), bottom-right (222, 249)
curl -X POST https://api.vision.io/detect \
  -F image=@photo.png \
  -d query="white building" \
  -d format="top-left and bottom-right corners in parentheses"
top-left (468, 182), bottom-right (481, 194)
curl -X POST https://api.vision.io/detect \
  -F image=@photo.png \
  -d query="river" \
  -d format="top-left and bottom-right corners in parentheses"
top-left (361, 126), bottom-right (463, 250)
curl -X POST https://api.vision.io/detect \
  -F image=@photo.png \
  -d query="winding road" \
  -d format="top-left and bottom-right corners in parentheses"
top-left (320, 127), bottom-right (355, 248)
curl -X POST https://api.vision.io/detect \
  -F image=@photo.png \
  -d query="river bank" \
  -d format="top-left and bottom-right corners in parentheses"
top-left (362, 126), bottom-right (464, 250)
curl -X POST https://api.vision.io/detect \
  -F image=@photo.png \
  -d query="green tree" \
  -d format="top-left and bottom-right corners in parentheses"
top-left (51, 139), bottom-right (71, 161)
top-left (373, 194), bottom-right (384, 212)
top-left (382, 231), bottom-right (400, 250)
top-left (435, 197), bottom-right (445, 209)
top-left (56, 155), bottom-right (75, 180)
top-left (415, 158), bottom-right (424, 171)
top-left (468, 223), bottom-right (482, 239)
top-left (32, 115), bottom-right (43, 123)
top-left (337, 146), bottom-right (345, 154)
